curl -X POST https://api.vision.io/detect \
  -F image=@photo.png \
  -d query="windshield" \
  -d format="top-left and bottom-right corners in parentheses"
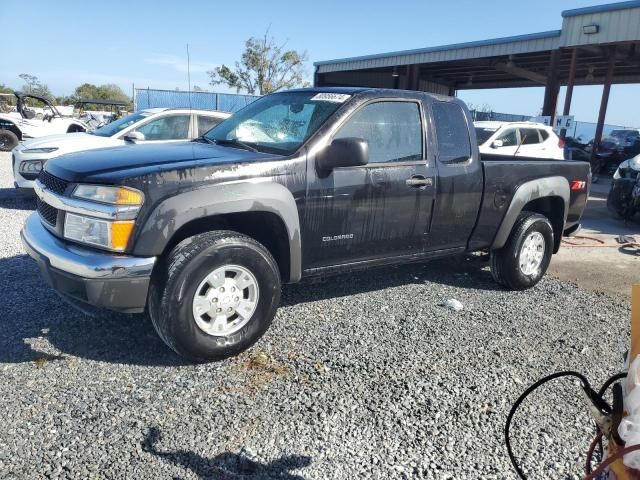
top-left (204, 91), bottom-right (349, 154)
top-left (611, 130), bottom-right (639, 139)
top-left (93, 111), bottom-right (150, 137)
top-left (475, 127), bottom-right (498, 145)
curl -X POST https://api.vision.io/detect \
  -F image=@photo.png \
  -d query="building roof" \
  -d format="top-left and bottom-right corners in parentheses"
top-left (315, 1), bottom-right (640, 75)
top-left (561, 0), bottom-right (640, 17)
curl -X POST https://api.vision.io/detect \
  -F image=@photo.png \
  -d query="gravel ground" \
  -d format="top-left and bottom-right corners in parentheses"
top-left (0, 152), bottom-right (631, 479)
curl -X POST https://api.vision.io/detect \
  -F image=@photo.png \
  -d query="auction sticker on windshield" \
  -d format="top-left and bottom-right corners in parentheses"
top-left (310, 93), bottom-right (351, 103)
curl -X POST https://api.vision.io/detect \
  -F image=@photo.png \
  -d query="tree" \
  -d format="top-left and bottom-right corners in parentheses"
top-left (0, 84), bottom-right (13, 94)
top-left (18, 73), bottom-right (53, 100)
top-left (208, 30), bottom-right (309, 95)
top-left (73, 83), bottom-right (129, 102)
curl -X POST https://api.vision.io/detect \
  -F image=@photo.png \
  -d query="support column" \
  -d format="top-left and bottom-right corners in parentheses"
top-left (447, 84), bottom-right (456, 97)
top-left (560, 48), bottom-right (578, 139)
top-left (592, 46), bottom-right (617, 162)
top-left (406, 64), bottom-right (420, 90)
top-left (542, 49), bottom-right (561, 126)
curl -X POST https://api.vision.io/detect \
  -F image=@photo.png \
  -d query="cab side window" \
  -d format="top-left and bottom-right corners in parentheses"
top-left (134, 114), bottom-right (191, 140)
top-left (432, 102), bottom-right (472, 162)
top-left (334, 101), bottom-right (423, 163)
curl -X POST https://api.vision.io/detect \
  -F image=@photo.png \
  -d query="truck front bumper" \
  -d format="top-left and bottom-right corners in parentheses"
top-left (21, 213), bottom-right (156, 313)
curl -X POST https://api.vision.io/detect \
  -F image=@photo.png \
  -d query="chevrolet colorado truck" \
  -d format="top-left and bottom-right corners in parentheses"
top-left (21, 88), bottom-right (590, 362)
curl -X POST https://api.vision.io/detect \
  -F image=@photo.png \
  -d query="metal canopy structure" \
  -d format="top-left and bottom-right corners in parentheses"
top-left (314, 1), bottom-right (640, 151)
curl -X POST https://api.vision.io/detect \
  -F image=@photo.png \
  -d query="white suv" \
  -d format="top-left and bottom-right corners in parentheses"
top-left (13, 108), bottom-right (230, 189)
top-left (474, 121), bottom-right (564, 160)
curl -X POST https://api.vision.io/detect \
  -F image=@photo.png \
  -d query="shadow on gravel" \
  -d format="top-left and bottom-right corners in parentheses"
top-left (281, 256), bottom-right (501, 307)
top-left (143, 426), bottom-right (311, 479)
top-left (0, 187), bottom-right (37, 211)
top-left (0, 254), bottom-right (185, 367)
top-left (0, 253), bottom-right (499, 367)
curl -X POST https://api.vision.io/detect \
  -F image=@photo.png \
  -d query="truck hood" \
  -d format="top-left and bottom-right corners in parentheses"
top-left (45, 141), bottom-right (281, 183)
top-left (20, 132), bottom-right (121, 155)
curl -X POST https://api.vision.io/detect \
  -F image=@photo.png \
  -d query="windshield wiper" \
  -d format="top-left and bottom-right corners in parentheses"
top-left (212, 138), bottom-right (259, 152)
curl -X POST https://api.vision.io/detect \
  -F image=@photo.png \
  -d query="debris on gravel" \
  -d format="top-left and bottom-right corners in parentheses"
top-left (0, 153), bottom-right (630, 479)
top-left (442, 298), bottom-right (464, 312)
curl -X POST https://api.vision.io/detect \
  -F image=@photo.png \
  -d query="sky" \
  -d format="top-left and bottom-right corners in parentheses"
top-left (0, 0), bottom-right (638, 127)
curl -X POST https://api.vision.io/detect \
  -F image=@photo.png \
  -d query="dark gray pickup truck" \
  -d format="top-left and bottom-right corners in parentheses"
top-left (21, 87), bottom-right (590, 361)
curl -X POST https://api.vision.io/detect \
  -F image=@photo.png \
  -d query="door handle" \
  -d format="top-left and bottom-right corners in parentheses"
top-left (405, 175), bottom-right (433, 187)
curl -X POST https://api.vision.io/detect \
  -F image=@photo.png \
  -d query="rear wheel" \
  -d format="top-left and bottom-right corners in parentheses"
top-left (0, 129), bottom-right (19, 151)
top-left (149, 231), bottom-right (281, 362)
top-left (490, 212), bottom-right (553, 290)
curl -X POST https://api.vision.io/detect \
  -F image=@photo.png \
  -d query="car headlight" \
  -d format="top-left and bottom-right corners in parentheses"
top-left (19, 160), bottom-right (43, 173)
top-left (64, 213), bottom-right (135, 252)
top-left (73, 185), bottom-right (144, 205)
top-left (22, 147), bottom-right (58, 154)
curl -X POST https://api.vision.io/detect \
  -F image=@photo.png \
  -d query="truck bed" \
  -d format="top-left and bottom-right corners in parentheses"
top-left (469, 154), bottom-right (591, 252)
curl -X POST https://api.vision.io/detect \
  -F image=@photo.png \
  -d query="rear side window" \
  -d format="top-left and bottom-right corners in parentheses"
top-left (519, 128), bottom-right (541, 145)
top-left (539, 129), bottom-right (549, 141)
top-left (197, 115), bottom-right (223, 136)
top-left (335, 101), bottom-right (423, 163)
top-left (432, 102), bottom-right (471, 163)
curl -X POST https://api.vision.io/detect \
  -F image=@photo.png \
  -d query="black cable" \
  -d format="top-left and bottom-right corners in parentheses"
top-left (506, 370), bottom-right (628, 479)
top-left (505, 371), bottom-right (592, 479)
top-left (597, 372), bottom-right (627, 398)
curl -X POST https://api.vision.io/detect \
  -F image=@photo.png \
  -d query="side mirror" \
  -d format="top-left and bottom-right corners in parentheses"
top-left (316, 137), bottom-right (368, 172)
top-left (124, 131), bottom-right (145, 143)
top-left (491, 139), bottom-right (504, 148)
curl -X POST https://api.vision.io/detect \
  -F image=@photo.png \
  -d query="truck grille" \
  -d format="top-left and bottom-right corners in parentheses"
top-left (38, 171), bottom-right (68, 195)
top-left (37, 198), bottom-right (59, 227)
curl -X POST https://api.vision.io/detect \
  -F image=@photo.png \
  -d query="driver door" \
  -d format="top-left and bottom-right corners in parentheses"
top-left (303, 100), bottom-right (436, 270)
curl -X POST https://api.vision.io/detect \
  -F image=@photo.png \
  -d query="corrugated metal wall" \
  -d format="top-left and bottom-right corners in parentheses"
top-left (560, 6), bottom-right (640, 46)
top-left (134, 89), bottom-right (259, 113)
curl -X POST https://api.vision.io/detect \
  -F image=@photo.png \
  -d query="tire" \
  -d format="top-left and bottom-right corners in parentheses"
top-left (0, 129), bottom-right (19, 152)
top-left (149, 231), bottom-right (281, 362)
top-left (490, 212), bottom-right (553, 290)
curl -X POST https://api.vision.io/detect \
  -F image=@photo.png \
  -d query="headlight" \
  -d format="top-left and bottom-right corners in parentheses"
top-left (22, 147), bottom-right (58, 154)
top-left (73, 185), bottom-right (144, 205)
top-left (64, 213), bottom-right (134, 251)
top-left (613, 168), bottom-right (621, 180)
top-left (19, 160), bottom-right (43, 173)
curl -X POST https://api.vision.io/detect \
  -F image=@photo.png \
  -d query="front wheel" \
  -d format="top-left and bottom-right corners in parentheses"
top-left (490, 212), bottom-right (553, 290)
top-left (149, 231), bottom-right (281, 362)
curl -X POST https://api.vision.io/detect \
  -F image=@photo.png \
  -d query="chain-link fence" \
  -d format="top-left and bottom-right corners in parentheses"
top-left (134, 89), bottom-right (260, 113)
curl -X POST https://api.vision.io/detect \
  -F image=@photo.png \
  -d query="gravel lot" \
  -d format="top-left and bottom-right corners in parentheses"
top-left (0, 152), bottom-right (631, 479)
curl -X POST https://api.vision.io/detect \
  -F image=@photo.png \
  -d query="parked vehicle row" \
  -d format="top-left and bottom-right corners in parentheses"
top-left (20, 87), bottom-right (590, 362)
top-left (0, 92), bottom-right (89, 152)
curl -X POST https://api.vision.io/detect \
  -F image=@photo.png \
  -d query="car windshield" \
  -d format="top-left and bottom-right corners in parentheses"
top-left (475, 127), bottom-right (498, 145)
top-left (204, 91), bottom-right (349, 155)
top-left (92, 111), bottom-right (150, 137)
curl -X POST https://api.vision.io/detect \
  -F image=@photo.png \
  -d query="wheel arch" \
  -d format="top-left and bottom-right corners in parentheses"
top-left (134, 182), bottom-right (302, 282)
top-left (491, 176), bottom-right (569, 253)
top-left (0, 118), bottom-right (22, 139)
